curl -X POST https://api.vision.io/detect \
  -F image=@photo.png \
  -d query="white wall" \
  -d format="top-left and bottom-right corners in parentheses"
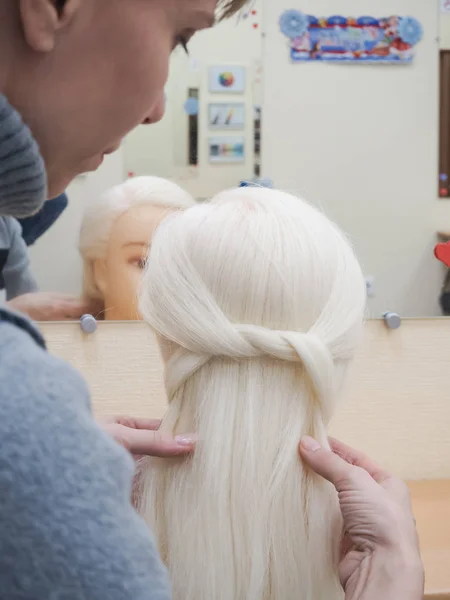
top-left (28, 149), bottom-right (124, 296)
top-left (441, 12), bottom-right (450, 48)
top-left (262, 0), bottom-right (446, 317)
top-left (125, 4), bottom-right (263, 199)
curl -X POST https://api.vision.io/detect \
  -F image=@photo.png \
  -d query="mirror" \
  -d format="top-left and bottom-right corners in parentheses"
top-left (11, 1), bottom-right (449, 321)
top-left (258, 0), bottom-right (442, 321)
top-left (123, 17), bottom-right (263, 199)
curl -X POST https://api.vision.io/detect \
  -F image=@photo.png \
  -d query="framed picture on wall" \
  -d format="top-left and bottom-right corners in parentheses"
top-left (208, 136), bottom-right (245, 164)
top-left (208, 103), bottom-right (245, 130)
top-left (442, 0), bottom-right (450, 14)
top-left (208, 66), bottom-right (246, 94)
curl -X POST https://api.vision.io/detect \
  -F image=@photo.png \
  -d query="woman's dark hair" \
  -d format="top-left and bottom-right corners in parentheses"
top-left (55, 0), bottom-right (66, 14)
top-left (55, 1), bottom-right (247, 20)
top-left (218, 0), bottom-right (248, 19)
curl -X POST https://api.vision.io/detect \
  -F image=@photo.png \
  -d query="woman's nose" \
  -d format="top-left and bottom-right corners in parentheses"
top-left (142, 93), bottom-right (166, 125)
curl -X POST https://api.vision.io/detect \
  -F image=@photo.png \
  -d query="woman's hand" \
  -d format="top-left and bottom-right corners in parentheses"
top-left (99, 415), bottom-right (196, 459)
top-left (6, 292), bottom-right (101, 321)
top-left (299, 437), bottom-right (424, 600)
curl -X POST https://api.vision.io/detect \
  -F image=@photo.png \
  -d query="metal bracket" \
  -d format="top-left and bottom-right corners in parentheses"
top-left (383, 312), bottom-right (401, 329)
top-left (80, 314), bottom-right (97, 334)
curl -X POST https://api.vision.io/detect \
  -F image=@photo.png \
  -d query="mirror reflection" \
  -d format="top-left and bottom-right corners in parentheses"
top-left (79, 177), bottom-right (195, 321)
top-left (4, 2), bottom-right (450, 321)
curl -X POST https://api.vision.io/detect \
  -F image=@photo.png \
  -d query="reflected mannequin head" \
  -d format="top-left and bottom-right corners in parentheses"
top-left (0, 0), bottom-right (246, 198)
top-left (79, 176), bottom-right (195, 320)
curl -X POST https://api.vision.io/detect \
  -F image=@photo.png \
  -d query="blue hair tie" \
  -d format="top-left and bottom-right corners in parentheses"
top-left (239, 178), bottom-right (274, 189)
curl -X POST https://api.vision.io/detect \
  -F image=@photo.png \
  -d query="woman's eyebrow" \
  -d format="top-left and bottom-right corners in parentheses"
top-left (122, 242), bottom-right (147, 249)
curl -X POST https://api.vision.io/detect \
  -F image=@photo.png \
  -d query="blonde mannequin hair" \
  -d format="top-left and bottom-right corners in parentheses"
top-left (79, 176), bottom-right (195, 304)
top-left (137, 187), bottom-right (367, 600)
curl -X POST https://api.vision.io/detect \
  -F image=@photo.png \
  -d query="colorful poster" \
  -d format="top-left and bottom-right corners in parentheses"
top-left (279, 11), bottom-right (423, 64)
top-left (442, 0), bottom-right (450, 15)
top-left (208, 137), bottom-right (245, 164)
top-left (208, 103), bottom-right (246, 130)
top-left (208, 66), bottom-right (246, 93)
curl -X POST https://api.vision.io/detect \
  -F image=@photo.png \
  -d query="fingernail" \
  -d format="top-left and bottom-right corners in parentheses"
top-left (301, 437), bottom-right (321, 452)
top-left (175, 434), bottom-right (197, 447)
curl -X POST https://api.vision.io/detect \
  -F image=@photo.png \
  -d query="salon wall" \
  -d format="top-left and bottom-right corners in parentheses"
top-left (263, 0), bottom-right (445, 317)
top-left (177, 10), bottom-right (262, 198)
top-left (441, 12), bottom-right (450, 49)
top-left (125, 4), bottom-right (263, 199)
top-left (28, 150), bottom-right (124, 296)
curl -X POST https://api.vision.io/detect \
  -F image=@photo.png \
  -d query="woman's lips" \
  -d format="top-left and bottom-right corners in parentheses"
top-left (104, 142), bottom-right (122, 156)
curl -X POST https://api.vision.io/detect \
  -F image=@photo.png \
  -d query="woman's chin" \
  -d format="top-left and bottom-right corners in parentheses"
top-left (85, 153), bottom-right (105, 171)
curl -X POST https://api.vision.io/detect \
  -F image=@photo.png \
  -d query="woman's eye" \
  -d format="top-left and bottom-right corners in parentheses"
top-left (129, 258), bottom-right (147, 270)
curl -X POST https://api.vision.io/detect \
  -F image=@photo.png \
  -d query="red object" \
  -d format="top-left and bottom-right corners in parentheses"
top-left (391, 38), bottom-right (411, 51)
top-left (251, 10), bottom-right (257, 15)
top-left (440, 188), bottom-right (448, 196)
top-left (434, 242), bottom-right (450, 267)
top-left (128, 171), bottom-right (135, 178)
top-left (253, 23), bottom-right (259, 28)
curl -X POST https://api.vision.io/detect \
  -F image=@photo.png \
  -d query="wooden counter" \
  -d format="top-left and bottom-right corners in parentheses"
top-left (41, 319), bottom-right (450, 481)
top-left (408, 480), bottom-right (450, 599)
top-left (38, 321), bottom-right (450, 597)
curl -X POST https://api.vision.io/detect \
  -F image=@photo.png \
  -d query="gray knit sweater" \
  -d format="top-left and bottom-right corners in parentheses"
top-left (0, 216), bottom-right (38, 299)
top-left (0, 94), bottom-right (171, 599)
top-left (0, 95), bottom-right (47, 217)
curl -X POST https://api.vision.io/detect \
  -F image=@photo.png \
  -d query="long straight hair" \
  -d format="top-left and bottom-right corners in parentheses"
top-left (137, 187), bottom-right (366, 600)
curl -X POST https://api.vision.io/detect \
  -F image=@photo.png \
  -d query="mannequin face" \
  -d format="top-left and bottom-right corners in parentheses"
top-left (94, 203), bottom-right (175, 320)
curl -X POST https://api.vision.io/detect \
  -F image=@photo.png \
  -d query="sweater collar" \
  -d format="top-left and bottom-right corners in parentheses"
top-left (0, 94), bottom-right (47, 218)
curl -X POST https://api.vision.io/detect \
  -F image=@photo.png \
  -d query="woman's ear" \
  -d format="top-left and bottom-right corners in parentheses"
top-left (18, 0), bottom-right (81, 52)
top-left (92, 259), bottom-right (108, 299)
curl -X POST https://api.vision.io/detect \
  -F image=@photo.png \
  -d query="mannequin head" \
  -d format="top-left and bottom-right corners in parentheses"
top-left (136, 187), bottom-right (366, 600)
top-left (79, 176), bottom-right (194, 320)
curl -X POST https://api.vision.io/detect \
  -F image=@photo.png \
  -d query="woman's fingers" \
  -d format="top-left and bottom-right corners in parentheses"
top-left (109, 416), bottom-right (163, 431)
top-left (299, 437), bottom-right (361, 489)
top-left (300, 437), bottom-right (409, 508)
top-left (116, 425), bottom-right (196, 457)
top-left (328, 437), bottom-right (392, 485)
top-left (98, 416), bottom-right (196, 458)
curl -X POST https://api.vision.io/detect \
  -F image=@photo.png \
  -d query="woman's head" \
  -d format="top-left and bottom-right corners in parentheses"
top-left (140, 186), bottom-right (366, 411)
top-left (79, 176), bottom-right (194, 320)
top-left (0, 0), bottom-right (246, 198)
